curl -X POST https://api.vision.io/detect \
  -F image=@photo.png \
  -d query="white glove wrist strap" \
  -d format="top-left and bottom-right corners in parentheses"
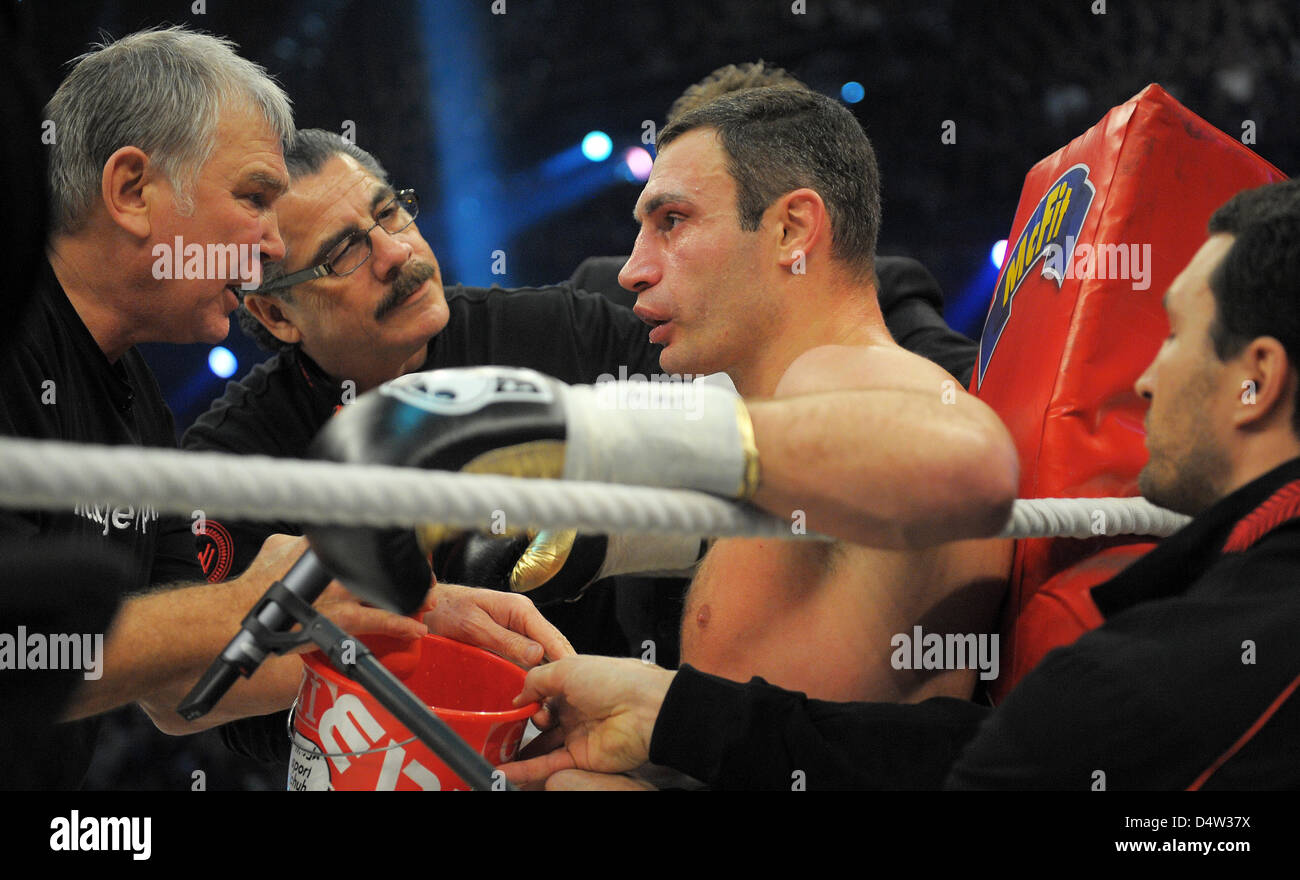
top-left (562, 382), bottom-right (758, 499)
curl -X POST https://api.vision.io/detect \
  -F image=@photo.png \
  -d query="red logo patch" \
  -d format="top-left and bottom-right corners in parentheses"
top-left (196, 519), bottom-right (235, 583)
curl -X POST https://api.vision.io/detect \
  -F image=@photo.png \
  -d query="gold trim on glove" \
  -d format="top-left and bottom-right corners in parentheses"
top-left (734, 399), bottom-right (761, 501)
top-left (462, 439), bottom-right (566, 479)
top-left (509, 529), bottom-right (578, 593)
top-left (417, 440), bottom-right (567, 557)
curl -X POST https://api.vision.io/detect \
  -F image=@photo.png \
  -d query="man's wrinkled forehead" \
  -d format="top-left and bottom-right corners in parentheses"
top-left (212, 105), bottom-right (290, 185)
top-left (300, 183), bottom-right (395, 268)
top-left (281, 159), bottom-right (394, 269)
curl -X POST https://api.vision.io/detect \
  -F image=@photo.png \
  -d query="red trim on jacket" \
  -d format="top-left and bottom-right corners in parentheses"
top-left (1222, 479), bottom-right (1300, 553)
top-left (1187, 672), bottom-right (1300, 790)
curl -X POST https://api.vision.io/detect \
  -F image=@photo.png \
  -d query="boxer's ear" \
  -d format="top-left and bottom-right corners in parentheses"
top-left (100, 146), bottom-right (154, 239)
top-left (243, 293), bottom-right (303, 345)
top-left (771, 187), bottom-right (828, 273)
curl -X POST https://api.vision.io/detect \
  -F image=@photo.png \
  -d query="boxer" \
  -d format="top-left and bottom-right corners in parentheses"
top-left (572, 60), bottom-right (978, 385)
top-left (315, 88), bottom-right (1018, 710)
top-left (614, 88), bottom-right (1016, 703)
top-left (505, 180), bottom-right (1300, 791)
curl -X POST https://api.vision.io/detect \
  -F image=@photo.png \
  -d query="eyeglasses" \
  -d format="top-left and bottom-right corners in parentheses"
top-left (255, 189), bottom-right (420, 293)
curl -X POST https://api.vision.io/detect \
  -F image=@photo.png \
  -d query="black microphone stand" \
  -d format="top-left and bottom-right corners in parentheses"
top-left (179, 553), bottom-right (513, 791)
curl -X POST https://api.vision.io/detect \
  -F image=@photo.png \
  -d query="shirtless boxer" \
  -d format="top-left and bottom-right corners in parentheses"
top-left (617, 87), bottom-right (1016, 703)
top-left (505, 180), bottom-right (1300, 791)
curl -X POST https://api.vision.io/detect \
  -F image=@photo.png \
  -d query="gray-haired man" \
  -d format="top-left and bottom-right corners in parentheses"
top-left (0, 26), bottom-right (566, 788)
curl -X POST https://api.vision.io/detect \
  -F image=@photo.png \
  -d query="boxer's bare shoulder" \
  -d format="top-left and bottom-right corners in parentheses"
top-left (681, 342), bottom-right (1013, 704)
top-left (772, 341), bottom-right (958, 398)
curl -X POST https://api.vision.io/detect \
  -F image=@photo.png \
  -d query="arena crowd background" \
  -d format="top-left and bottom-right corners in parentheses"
top-left (11, 0), bottom-right (1299, 789)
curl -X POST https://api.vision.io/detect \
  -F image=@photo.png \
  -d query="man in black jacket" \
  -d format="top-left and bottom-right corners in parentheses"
top-left (183, 130), bottom-right (664, 659)
top-left (0, 27), bottom-right (435, 789)
top-left (503, 179), bottom-right (1300, 790)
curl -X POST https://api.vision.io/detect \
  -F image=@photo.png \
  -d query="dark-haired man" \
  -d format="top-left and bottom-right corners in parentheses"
top-left (569, 62), bottom-right (981, 670)
top-left (572, 61), bottom-right (977, 385)
top-left (612, 88), bottom-right (1014, 705)
top-left (181, 129), bottom-right (671, 765)
top-left (506, 179), bottom-right (1300, 790)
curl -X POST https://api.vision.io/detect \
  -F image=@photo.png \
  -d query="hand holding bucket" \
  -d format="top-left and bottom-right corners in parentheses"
top-left (289, 634), bottom-right (539, 791)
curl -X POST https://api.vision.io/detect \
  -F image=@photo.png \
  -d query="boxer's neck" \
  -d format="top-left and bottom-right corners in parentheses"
top-left (729, 279), bottom-right (891, 398)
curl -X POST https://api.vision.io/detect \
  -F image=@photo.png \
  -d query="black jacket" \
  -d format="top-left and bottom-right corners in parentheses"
top-left (0, 265), bottom-right (202, 789)
top-left (183, 283), bottom-right (663, 580)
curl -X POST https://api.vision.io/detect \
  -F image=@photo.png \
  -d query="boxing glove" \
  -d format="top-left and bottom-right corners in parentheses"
top-left (305, 366), bottom-right (757, 606)
top-left (438, 529), bottom-right (708, 604)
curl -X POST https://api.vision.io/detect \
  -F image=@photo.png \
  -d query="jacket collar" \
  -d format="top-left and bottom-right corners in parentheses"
top-left (1091, 457), bottom-right (1300, 616)
top-left (41, 261), bottom-right (135, 412)
top-left (288, 347), bottom-right (348, 416)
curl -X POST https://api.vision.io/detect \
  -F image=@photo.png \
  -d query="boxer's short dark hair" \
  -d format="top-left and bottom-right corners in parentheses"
top-left (658, 87), bottom-right (880, 281)
top-left (666, 61), bottom-right (809, 125)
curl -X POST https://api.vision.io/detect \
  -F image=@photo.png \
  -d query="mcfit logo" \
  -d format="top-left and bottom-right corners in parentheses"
top-left (977, 164), bottom-right (1097, 387)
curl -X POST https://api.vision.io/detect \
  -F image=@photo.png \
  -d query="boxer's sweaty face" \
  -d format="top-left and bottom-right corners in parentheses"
top-left (621, 129), bottom-right (776, 380)
top-left (1136, 235), bottom-right (1237, 515)
top-left (271, 155), bottom-right (449, 387)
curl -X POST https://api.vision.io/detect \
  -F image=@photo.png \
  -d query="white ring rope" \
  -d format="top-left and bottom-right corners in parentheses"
top-left (0, 437), bottom-right (1190, 540)
top-left (0, 438), bottom-right (814, 539)
top-left (998, 495), bottom-right (1189, 539)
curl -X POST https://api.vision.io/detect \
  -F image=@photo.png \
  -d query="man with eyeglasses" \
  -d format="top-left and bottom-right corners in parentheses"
top-left (0, 29), bottom-right (443, 788)
top-left (182, 128), bottom-right (667, 766)
top-left (183, 129), bottom-right (663, 640)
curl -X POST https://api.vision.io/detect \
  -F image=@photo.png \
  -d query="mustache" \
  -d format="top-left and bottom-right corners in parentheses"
top-left (375, 261), bottom-right (437, 320)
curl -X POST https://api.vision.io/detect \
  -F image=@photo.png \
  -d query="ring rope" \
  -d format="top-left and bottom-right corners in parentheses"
top-left (998, 495), bottom-right (1189, 539)
top-left (0, 437), bottom-right (1190, 540)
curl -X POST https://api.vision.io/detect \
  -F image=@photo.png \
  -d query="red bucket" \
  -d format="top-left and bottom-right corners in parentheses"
top-left (288, 634), bottom-right (537, 790)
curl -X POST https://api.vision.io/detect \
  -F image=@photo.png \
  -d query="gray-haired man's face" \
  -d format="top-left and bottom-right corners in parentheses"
top-left (147, 105), bottom-right (289, 344)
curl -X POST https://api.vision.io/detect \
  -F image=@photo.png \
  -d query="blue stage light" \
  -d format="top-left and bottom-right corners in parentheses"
top-left (841, 81), bottom-right (865, 104)
top-left (208, 346), bottom-right (238, 379)
top-left (990, 239), bottom-right (1008, 269)
top-left (582, 131), bottom-right (613, 162)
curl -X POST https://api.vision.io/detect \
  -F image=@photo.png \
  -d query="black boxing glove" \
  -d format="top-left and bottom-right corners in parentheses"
top-left (306, 366), bottom-right (756, 606)
top-left (437, 530), bottom-right (707, 605)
